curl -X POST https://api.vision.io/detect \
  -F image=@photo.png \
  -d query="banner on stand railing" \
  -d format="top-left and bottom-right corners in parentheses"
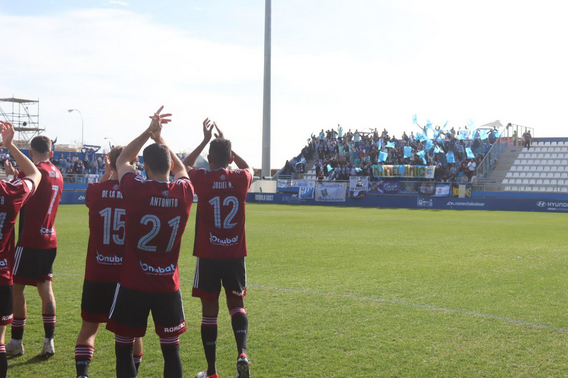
top-left (291, 180), bottom-right (315, 188)
top-left (298, 187), bottom-right (315, 200)
top-left (372, 165), bottom-right (436, 179)
top-left (349, 176), bottom-right (369, 191)
top-left (315, 182), bottom-right (347, 202)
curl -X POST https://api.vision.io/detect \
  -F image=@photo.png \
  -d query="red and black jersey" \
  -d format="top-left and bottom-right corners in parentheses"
top-left (119, 173), bottom-right (193, 293)
top-left (189, 168), bottom-right (252, 259)
top-left (0, 178), bottom-right (35, 286)
top-left (85, 179), bottom-right (126, 282)
top-left (17, 161), bottom-right (63, 249)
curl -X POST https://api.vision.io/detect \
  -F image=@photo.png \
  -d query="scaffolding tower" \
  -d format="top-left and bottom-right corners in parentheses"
top-left (0, 97), bottom-right (42, 145)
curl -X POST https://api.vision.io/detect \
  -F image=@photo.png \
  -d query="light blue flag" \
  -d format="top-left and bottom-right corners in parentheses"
top-left (446, 151), bottom-right (455, 163)
top-left (434, 145), bottom-right (442, 154)
top-left (466, 147), bottom-right (475, 159)
top-left (379, 151), bottom-right (388, 162)
top-left (412, 114), bottom-right (417, 124)
top-left (417, 132), bottom-right (426, 142)
top-left (443, 120), bottom-right (449, 130)
top-left (426, 120), bottom-right (432, 129)
top-left (467, 119), bottom-right (474, 128)
top-left (479, 130), bottom-right (489, 140)
top-left (356, 167), bottom-right (362, 173)
top-left (377, 139), bottom-right (382, 150)
top-left (426, 139), bottom-right (433, 151)
top-left (386, 141), bottom-right (395, 149)
top-left (417, 150), bottom-right (427, 164)
top-left (327, 164), bottom-right (332, 171)
top-left (457, 129), bottom-right (470, 140)
top-left (404, 146), bottom-right (412, 158)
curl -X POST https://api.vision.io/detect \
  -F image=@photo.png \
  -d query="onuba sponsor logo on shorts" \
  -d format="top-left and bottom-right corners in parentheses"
top-left (139, 260), bottom-right (176, 275)
top-left (209, 232), bottom-right (239, 246)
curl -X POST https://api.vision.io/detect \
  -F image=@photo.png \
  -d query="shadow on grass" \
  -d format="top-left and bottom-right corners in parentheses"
top-left (8, 354), bottom-right (52, 367)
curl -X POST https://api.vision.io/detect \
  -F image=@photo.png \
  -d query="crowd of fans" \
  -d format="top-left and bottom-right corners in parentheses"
top-left (282, 124), bottom-right (500, 184)
top-left (1, 147), bottom-right (143, 183)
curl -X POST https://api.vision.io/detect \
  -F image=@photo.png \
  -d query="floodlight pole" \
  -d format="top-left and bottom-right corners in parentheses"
top-left (261, 0), bottom-right (272, 178)
top-left (68, 109), bottom-right (84, 147)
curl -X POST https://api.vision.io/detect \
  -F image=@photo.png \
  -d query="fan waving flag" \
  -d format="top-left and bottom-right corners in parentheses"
top-left (434, 145), bottom-right (442, 154)
top-left (379, 151), bottom-right (388, 162)
top-left (404, 146), bottom-right (412, 158)
top-left (466, 147), bottom-right (475, 159)
top-left (417, 150), bottom-right (427, 164)
top-left (386, 141), bottom-right (395, 149)
top-left (446, 151), bottom-right (455, 163)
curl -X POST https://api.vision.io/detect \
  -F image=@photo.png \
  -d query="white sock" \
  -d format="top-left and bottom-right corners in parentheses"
top-left (10, 338), bottom-right (22, 345)
top-left (44, 338), bottom-right (53, 343)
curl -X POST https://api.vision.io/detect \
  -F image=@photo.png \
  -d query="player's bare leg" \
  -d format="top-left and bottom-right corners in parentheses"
top-left (75, 321), bottom-right (99, 377)
top-left (133, 337), bottom-right (143, 374)
top-left (6, 284), bottom-right (26, 356)
top-left (198, 299), bottom-right (219, 378)
top-left (227, 296), bottom-right (249, 378)
top-left (37, 280), bottom-right (56, 356)
top-left (0, 325), bottom-right (7, 378)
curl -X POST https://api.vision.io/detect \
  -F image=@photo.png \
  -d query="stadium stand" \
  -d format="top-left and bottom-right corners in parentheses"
top-left (500, 141), bottom-right (568, 192)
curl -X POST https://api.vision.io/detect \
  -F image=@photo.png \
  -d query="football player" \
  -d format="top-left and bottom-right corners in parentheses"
top-left (184, 120), bottom-right (253, 378)
top-left (0, 121), bottom-right (40, 378)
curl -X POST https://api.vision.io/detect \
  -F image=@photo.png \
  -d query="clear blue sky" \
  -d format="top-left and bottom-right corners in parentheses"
top-left (1, 0), bottom-right (567, 168)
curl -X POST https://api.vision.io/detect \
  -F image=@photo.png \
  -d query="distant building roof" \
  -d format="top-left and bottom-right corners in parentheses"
top-left (0, 97), bottom-right (38, 104)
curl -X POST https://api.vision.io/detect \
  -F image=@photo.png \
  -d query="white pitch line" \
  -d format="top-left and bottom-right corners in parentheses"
top-left (53, 273), bottom-right (568, 333)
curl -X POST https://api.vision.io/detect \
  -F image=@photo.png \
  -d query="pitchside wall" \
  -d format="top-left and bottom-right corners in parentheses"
top-left (59, 188), bottom-right (568, 213)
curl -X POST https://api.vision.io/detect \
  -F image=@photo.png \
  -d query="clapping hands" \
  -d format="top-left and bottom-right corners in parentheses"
top-left (149, 106), bottom-right (171, 143)
top-left (202, 118), bottom-right (224, 142)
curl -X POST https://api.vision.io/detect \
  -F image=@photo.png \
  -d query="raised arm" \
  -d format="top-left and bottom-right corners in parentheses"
top-left (117, 106), bottom-right (171, 181)
top-left (183, 118), bottom-right (213, 169)
top-left (0, 121), bottom-right (40, 187)
top-left (149, 122), bottom-right (188, 180)
top-left (231, 150), bottom-right (253, 176)
top-left (99, 153), bottom-right (113, 182)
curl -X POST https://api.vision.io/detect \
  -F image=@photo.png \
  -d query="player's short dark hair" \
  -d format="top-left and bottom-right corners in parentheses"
top-left (143, 143), bottom-right (171, 175)
top-left (30, 136), bottom-right (52, 155)
top-left (109, 146), bottom-right (138, 171)
top-left (209, 138), bottom-right (232, 166)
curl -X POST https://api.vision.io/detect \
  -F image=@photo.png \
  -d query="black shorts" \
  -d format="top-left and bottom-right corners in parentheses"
top-left (81, 279), bottom-right (118, 323)
top-left (0, 285), bottom-right (14, 325)
top-left (106, 285), bottom-right (186, 338)
top-left (192, 257), bottom-right (247, 302)
top-left (13, 246), bottom-right (57, 286)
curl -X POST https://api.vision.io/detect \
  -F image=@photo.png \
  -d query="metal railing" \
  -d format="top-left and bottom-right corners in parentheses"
top-left (476, 137), bottom-right (508, 180)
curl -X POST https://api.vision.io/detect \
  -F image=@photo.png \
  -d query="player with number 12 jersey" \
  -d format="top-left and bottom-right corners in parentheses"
top-left (190, 167), bottom-right (251, 260)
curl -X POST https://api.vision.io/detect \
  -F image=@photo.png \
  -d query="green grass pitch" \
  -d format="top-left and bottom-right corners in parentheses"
top-left (7, 204), bottom-right (568, 377)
